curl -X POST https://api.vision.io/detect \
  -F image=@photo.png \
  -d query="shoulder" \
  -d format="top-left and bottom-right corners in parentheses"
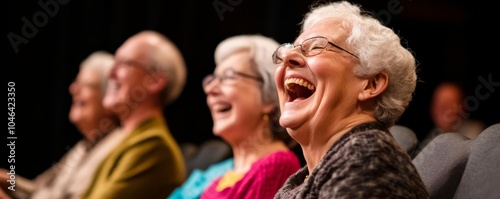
top-left (337, 122), bottom-right (400, 154)
top-left (118, 119), bottom-right (175, 153)
top-left (330, 127), bottom-right (412, 170)
top-left (335, 128), bottom-right (409, 165)
top-left (104, 130), bottom-right (176, 166)
top-left (350, 129), bottom-right (394, 147)
top-left (316, 125), bottom-right (429, 198)
top-left (249, 151), bottom-right (301, 180)
top-left (255, 151), bottom-right (301, 169)
top-left (205, 158), bottom-right (234, 173)
top-left (129, 123), bottom-right (170, 144)
top-left (318, 123), bottom-right (415, 182)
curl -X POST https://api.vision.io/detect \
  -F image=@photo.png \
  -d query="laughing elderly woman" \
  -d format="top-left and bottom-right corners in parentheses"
top-left (273, 1), bottom-right (429, 198)
top-left (199, 35), bottom-right (301, 199)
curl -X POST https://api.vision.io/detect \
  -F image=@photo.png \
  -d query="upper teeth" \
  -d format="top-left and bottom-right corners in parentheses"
top-left (213, 104), bottom-right (230, 112)
top-left (285, 78), bottom-right (315, 91)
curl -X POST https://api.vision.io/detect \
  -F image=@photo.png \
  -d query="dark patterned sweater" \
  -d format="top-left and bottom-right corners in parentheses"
top-left (275, 122), bottom-right (430, 199)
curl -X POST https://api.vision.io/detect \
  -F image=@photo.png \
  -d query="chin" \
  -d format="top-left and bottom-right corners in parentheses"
top-left (212, 124), bottom-right (225, 136)
top-left (279, 110), bottom-right (307, 130)
top-left (103, 97), bottom-right (117, 109)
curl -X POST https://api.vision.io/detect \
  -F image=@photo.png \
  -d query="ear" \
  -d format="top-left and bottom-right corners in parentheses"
top-left (144, 72), bottom-right (168, 94)
top-left (358, 71), bottom-right (388, 101)
top-left (262, 103), bottom-right (275, 115)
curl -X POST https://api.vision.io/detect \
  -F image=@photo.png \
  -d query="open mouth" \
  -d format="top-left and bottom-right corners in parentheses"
top-left (213, 103), bottom-right (232, 113)
top-left (284, 78), bottom-right (316, 101)
top-left (106, 81), bottom-right (120, 94)
top-left (72, 97), bottom-right (86, 108)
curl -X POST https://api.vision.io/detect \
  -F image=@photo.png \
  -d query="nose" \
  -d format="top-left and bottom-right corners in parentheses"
top-left (203, 80), bottom-right (219, 95)
top-left (109, 63), bottom-right (118, 79)
top-left (69, 81), bottom-right (79, 94)
top-left (282, 47), bottom-right (305, 68)
top-left (203, 77), bottom-right (223, 97)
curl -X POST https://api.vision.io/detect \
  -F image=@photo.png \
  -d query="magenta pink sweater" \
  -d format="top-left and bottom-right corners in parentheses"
top-left (200, 151), bottom-right (301, 199)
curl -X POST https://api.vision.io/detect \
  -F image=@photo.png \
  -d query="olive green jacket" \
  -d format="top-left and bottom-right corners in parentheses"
top-left (82, 116), bottom-right (186, 199)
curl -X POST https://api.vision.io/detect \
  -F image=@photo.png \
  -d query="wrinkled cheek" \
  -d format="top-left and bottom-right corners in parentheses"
top-left (275, 66), bottom-right (285, 89)
top-left (275, 66), bottom-right (287, 103)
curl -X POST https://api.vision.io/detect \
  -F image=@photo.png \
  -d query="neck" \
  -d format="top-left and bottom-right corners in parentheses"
top-left (120, 104), bottom-right (163, 133)
top-left (231, 140), bottom-right (288, 173)
top-left (301, 114), bottom-right (376, 173)
top-left (81, 120), bottom-right (119, 144)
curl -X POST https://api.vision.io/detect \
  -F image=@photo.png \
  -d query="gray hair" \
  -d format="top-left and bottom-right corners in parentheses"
top-left (135, 30), bottom-right (187, 106)
top-left (214, 35), bottom-right (293, 145)
top-left (79, 51), bottom-right (114, 95)
top-left (302, 1), bottom-right (417, 127)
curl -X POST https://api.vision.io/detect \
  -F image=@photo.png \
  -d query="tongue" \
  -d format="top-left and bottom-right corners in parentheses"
top-left (287, 83), bottom-right (313, 100)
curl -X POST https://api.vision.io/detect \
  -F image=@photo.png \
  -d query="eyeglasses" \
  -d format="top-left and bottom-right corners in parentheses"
top-left (272, 36), bottom-right (358, 64)
top-left (202, 68), bottom-right (263, 89)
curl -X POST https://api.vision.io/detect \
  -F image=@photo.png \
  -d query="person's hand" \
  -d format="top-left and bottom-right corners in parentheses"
top-left (0, 169), bottom-right (14, 199)
top-left (0, 188), bottom-right (12, 199)
top-left (0, 169), bottom-right (12, 193)
top-left (0, 169), bottom-right (8, 181)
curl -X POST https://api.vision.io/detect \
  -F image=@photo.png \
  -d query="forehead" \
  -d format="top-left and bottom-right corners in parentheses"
top-left (215, 50), bottom-right (252, 73)
top-left (297, 18), bottom-right (350, 44)
top-left (115, 37), bottom-right (151, 61)
top-left (77, 66), bottom-right (100, 83)
top-left (434, 85), bottom-right (463, 101)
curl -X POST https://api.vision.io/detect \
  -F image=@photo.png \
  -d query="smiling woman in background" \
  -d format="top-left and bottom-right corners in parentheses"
top-left (198, 35), bottom-right (301, 199)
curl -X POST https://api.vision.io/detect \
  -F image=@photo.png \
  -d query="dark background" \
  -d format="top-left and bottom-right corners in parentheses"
top-left (2, 0), bottom-right (498, 179)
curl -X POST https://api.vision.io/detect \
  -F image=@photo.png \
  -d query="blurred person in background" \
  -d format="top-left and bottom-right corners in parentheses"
top-left (0, 51), bottom-right (121, 199)
top-left (413, 81), bottom-right (486, 157)
top-left (81, 30), bottom-right (187, 198)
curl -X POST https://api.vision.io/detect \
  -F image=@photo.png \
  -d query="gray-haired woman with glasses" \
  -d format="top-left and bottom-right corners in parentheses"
top-left (273, 1), bottom-right (429, 199)
top-left (200, 34), bottom-right (301, 199)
